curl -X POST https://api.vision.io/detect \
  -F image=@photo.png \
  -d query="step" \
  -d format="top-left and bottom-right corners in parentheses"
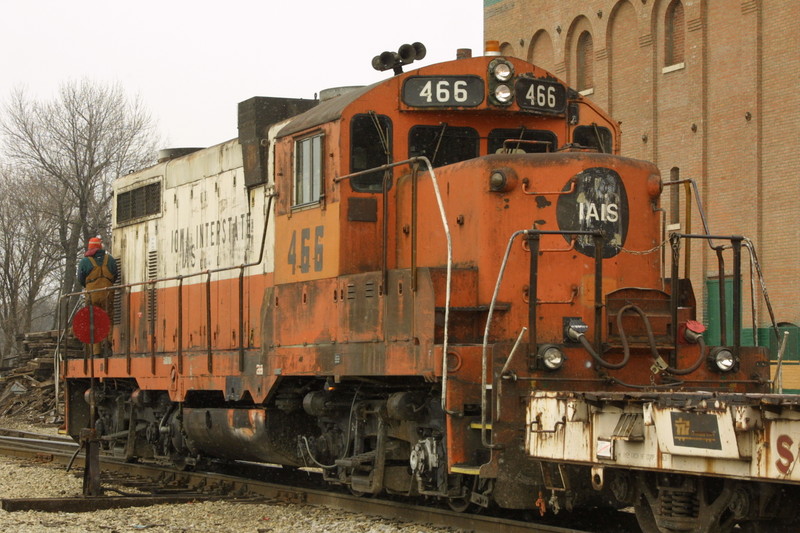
top-left (469, 422), bottom-right (492, 430)
top-left (451, 463), bottom-right (481, 475)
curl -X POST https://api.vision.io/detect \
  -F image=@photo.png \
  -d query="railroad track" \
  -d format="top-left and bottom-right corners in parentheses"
top-left (0, 428), bottom-right (632, 532)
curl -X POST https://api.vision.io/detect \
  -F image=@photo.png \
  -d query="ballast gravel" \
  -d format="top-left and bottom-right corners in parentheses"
top-left (0, 421), bottom-right (455, 533)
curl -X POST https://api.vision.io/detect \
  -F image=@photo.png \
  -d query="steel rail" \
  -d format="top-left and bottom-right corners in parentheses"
top-left (0, 428), bottom-right (599, 533)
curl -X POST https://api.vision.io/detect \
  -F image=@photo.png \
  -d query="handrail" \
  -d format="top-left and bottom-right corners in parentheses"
top-left (521, 177), bottom-right (576, 196)
top-left (671, 233), bottom-right (743, 359)
top-left (481, 228), bottom-right (603, 450)
top-left (662, 179), bottom-right (716, 250)
top-left (60, 194), bottom-right (276, 302)
top-left (663, 178), bottom-right (781, 343)
top-left (481, 229), bottom-right (527, 449)
top-left (335, 157), bottom-right (453, 413)
top-left (522, 237), bottom-right (576, 253)
top-left (56, 193), bottom-right (275, 387)
top-left (773, 330), bottom-right (790, 393)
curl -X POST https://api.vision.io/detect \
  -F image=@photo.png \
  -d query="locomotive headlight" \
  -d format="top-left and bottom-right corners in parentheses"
top-left (710, 347), bottom-right (737, 372)
top-left (494, 84), bottom-right (512, 103)
top-left (492, 61), bottom-right (514, 81)
top-left (538, 344), bottom-right (565, 370)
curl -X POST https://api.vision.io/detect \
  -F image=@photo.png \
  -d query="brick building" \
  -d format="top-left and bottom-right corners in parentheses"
top-left (485, 0), bottom-right (800, 360)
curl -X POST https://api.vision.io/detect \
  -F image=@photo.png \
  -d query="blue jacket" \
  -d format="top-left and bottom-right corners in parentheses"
top-left (78, 249), bottom-right (119, 287)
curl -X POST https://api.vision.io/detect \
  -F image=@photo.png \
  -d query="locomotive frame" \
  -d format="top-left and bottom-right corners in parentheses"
top-left (60, 43), bottom-right (798, 532)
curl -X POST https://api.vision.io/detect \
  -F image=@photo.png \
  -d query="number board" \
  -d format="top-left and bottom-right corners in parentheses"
top-left (515, 78), bottom-right (567, 115)
top-left (402, 76), bottom-right (484, 107)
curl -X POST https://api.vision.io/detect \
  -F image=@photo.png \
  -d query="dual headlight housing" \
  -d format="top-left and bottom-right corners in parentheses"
top-left (489, 59), bottom-right (515, 106)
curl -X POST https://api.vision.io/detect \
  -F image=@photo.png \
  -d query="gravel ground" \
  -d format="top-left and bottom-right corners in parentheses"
top-left (0, 420), bottom-right (455, 533)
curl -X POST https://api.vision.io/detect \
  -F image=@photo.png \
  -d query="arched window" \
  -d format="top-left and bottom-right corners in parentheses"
top-left (529, 30), bottom-right (553, 71)
top-left (665, 0), bottom-right (685, 66)
top-left (576, 31), bottom-right (594, 91)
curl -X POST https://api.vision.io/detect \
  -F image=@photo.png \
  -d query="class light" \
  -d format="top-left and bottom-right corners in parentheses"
top-left (488, 167), bottom-right (517, 192)
top-left (489, 170), bottom-right (506, 191)
top-left (538, 344), bottom-right (565, 370)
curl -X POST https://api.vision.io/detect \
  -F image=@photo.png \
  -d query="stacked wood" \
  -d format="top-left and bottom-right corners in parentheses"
top-left (0, 330), bottom-right (78, 424)
top-left (17, 330), bottom-right (83, 363)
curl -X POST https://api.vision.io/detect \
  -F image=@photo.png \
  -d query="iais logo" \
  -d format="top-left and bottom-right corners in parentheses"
top-left (556, 167), bottom-right (629, 259)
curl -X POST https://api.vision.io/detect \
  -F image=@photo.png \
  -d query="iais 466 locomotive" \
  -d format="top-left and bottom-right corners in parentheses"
top-left (62, 42), bottom-right (798, 532)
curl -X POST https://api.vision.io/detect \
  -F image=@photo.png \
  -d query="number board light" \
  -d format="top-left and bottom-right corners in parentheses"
top-left (515, 78), bottom-right (567, 115)
top-left (402, 76), bottom-right (484, 108)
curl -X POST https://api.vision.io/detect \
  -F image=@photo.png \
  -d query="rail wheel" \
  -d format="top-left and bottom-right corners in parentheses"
top-left (170, 453), bottom-right (194, 471)
top-left (446, 475), bottom-right (492, 513)
top-left (447, 494), bottom-right (471, 512)
top-left (349, 487), bottom-right (367, 498)
top-left (634, 474), bottom-right (738, 533)
top-left (633, 493), bottom-right (660, 533)
top-left (446, 475), bottom-right (473, 513)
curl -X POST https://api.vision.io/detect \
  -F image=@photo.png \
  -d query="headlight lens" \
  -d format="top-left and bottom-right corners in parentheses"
top-left (713, 348), bottom-right (736, 372)
top-left (494, 84), bottom-right (512, 103)
top-left (493, 62), bottom-right (513, 81)
top-left (539, 344), bottom-right (565, 370)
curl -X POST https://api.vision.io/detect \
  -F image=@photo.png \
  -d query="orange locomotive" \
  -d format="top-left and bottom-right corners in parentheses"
top-left (63, 43), bottom-right (796, 532)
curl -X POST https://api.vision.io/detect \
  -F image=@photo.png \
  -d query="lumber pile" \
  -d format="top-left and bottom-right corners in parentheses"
top-left (19, 330), bottom-right (84, 363)
top-left (0, 330), bottom-right (80, 424)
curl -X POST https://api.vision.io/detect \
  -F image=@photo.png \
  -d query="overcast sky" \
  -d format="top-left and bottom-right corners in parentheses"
top-left (0, 1), bottom-right (484, 148)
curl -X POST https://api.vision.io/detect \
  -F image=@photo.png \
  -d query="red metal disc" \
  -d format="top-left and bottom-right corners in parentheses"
top-left (73, 306), bottom-right (111, 344)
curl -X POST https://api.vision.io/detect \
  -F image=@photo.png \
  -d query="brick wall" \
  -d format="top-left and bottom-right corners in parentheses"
top-left (484, 0), bottom-right (800, 328)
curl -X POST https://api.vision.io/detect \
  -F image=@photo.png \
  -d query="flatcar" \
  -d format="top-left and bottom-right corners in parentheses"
top-left (62, 41), bottom-right (799, 532)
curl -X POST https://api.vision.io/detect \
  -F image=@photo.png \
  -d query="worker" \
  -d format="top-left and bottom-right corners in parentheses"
top-left (77, 236), bottom-right (118, 355)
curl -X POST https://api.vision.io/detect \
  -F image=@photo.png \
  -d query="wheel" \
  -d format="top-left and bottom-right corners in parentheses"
top-left (633, 475), bottom-right (737, 533)
top-left (349, 485), bottom-right (369, 498)
top-left (447, 491), bottom-right (471, 513)
top-left (445, 474), bottom-right (473, 513)
top-left (633, 492), bottom-right (661, 533)
top-left (170, 453), bottom-right (194, 471)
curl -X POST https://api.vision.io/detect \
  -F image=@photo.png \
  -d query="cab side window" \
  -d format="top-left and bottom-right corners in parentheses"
top-left (295, 133), bottom-right (323, 206)
top-left (351, 113), bottom-right (392, 192)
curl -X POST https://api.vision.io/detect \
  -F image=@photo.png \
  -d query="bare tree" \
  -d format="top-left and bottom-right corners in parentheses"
top-left (1, 80), bottom-right (159, 327)
top-left (0, 164), bottom-right (62, 362)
